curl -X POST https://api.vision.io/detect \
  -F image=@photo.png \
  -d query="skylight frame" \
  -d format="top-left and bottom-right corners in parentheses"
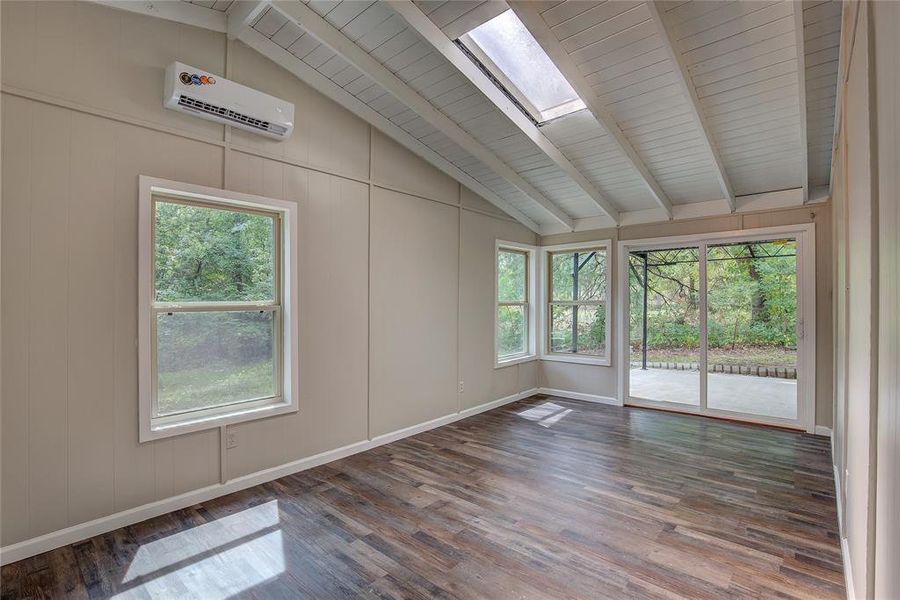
top-left (457, 10), bottom-right (586, 125)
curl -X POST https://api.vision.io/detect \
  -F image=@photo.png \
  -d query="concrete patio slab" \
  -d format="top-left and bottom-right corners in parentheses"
top-left (629, 367), bottom-right (797, 420)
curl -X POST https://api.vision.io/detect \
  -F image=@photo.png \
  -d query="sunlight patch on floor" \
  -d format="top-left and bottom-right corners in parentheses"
top-left (539, 408), bottom-right (572, 427)
top-left (517, 402), bottom-right (573, 427)
top-left (114, 500), bottom-right (284, 599)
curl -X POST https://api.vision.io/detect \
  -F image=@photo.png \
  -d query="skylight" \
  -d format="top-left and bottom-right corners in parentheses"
top-left (461, 10), bottom-right (585, 124)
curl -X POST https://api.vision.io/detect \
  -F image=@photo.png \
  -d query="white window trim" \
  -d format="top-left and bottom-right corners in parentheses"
top-left (495, 240), bottom-right (538, 368)
top-left (138, 176), bottom-right (300, 442)
top-left (539, 240), bottom-right (613, 366)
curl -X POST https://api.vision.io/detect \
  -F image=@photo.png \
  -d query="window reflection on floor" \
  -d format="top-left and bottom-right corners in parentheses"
top-left (517, 402), bottom-right (574, 427)
top-left (114, 500), bottom-right (284, 599)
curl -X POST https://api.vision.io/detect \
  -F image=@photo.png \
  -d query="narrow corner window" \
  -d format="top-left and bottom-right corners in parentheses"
top-left (544, 242), bottom-right (611, 364)
top-left (496, 242), bottom-right (535, 366)
top-left (138, 176), bottom-right (298, 441)
top-left (458, 10), bottom-right (585, 124)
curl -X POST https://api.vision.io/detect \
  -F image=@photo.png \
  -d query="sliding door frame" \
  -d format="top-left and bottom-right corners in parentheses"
top-left (616, 223), bottom-right (816, 433)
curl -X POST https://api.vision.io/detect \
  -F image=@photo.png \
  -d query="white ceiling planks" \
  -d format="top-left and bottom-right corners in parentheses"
top-left (647, 1), bottom-right (736, 212)
top-left (163, 0), bottom-right (844, 231)
top-left (801, 0), bottom-right (841, 192)
top-left (541, 111), bottom-right (660, 211)
top-left (663, 1), bottom-right (806, 197)
top-left (510, 1), bottom-right (677, 218)
top-left (389, 0), bottom-right (620, 222)
top-left (792, 1), bottom-right (810, 202)
top-left (412, 0), bottom-right (508, 40)
top-left (263, 0), bottom-right (607, 228)
top-left (546, 1), bottom-right (725, 207)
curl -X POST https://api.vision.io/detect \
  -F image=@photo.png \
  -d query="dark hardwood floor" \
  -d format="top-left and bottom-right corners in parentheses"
top-left (1, 395), bottom-right (844, 599)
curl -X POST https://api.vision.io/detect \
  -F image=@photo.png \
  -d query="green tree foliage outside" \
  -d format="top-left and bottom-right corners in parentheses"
top-left (629, 241), bottom-right (797, 368)
top-left (549, 250), bottom-right (606, 355)
top-left (497, 250), bottom-right (527, 358)
top-left (155, 201), bottom-right (275, 303)
top-left (497, 305), bottom-right (526, 358)
top-left (154, 201), bottom-right (278, 415)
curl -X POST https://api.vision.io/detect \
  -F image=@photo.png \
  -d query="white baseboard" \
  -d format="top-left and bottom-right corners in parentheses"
top-left (0, 387), bottom-right (538, 566)
top-left (833, 462), bottom-right (844, 537)
top-left (368, 388), bottom-right (538, 447)
top-left (833, 462), bottom-right (854, 600)
top-left (815, 425), bottom-right (833, 438)
top-left (841, 535), bottom-right (854, 599)
top-left (537, 387), bottom-right (621, 406)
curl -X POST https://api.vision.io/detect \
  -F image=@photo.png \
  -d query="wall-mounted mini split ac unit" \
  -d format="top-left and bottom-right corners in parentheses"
top-left (164, 61), bottom-right (294, 140)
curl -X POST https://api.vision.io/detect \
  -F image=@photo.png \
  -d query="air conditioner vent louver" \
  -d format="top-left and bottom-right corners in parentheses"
top-left (177, 95), bottom-right (287, 136)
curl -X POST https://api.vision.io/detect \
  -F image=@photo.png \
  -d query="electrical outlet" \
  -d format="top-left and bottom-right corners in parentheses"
top-left (226, 431), bottom-right (238, 449)
top-left (458, 381), bottom-right (464, 393)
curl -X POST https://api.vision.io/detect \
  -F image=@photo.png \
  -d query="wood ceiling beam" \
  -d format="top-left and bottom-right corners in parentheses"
top-left (440, 1), bottom-right (508, 41)
top-left (647, 2), bottom-right (736, 213)
top-left (508, 1), bottom-right (674, 220)
top-left (226, 1), bottom-right (269, 40)
top-left (271, 0), bottom-right (575, 230)
top-left (92, 0), bottom-right (226, 31)
top-left (238, 28), bottom-right (540, 232)
top-left (386, 0), bottom-right (620, 225)
top-left (792, 1), bottom-right (811, 204)
top-left (828, 1), bottom-right (857, 200)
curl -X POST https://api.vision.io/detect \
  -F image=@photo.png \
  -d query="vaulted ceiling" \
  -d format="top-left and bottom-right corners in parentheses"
top-left (127, 0), bottom-right (842, 233)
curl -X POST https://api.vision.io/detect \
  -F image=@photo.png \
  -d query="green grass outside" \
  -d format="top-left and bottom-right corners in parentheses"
top-left (158, 359), bottom-right (275, 415)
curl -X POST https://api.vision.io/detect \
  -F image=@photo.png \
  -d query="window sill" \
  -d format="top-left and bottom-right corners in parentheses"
top-left (541, 353), bottom-right (611, 367)
top-left (141, 399), bottom-right (297, 443)
top-left (494, 354), bottom-right (538, 369)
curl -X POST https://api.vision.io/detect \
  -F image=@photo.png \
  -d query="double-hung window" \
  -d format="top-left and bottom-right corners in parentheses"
top-left (139, 177), bottom-right (298, 441)
top-left (543, 242), bottom-right (611, 365)
top-left (496, 242), bottom-right (536, 366)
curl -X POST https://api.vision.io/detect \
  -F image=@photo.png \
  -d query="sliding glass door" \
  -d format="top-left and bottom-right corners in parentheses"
top-left (621, 227), bottom-right (812, 430)
top-left (628, 247), bottom-right (702, 407)
top-left (705, 240), bottom-right (798, 420)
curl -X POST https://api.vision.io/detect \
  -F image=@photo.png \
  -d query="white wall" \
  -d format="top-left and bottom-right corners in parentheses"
top-left (0, 1), bottom-right (537, 553)
top-left (370, 184), bottom-right (460, 436)
top-left (830, 2), bottom-right (900, 597)
top-left (873, 3), bottom-right (900, 597)
top-left (841, 5), bottom-right (876, 593)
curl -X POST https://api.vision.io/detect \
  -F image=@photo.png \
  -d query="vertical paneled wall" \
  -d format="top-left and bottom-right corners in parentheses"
top-left (830, 2), bottom-right (900, 596)
top-left (873, 4), bottom-right (900, 598)
top-left (0, 1), bottom-right (537, 549)
top-left (839, 5), bottom-right (876, 596)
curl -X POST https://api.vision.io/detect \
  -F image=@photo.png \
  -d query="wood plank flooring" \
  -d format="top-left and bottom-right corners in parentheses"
top-left (1, 396), bottom-right (844, 599)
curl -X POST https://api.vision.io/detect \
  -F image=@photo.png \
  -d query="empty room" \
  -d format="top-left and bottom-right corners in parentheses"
top-left (1, 0), bottom-right (897, 598)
